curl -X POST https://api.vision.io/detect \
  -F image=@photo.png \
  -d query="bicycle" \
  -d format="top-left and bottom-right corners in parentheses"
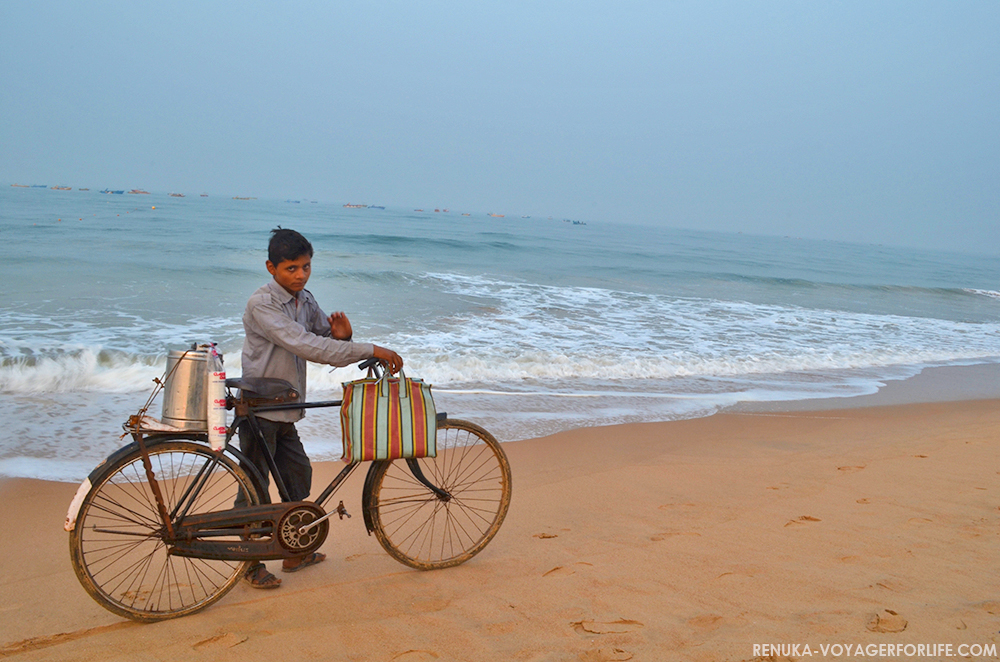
top-left (67, 357), bottom-right (512, 622)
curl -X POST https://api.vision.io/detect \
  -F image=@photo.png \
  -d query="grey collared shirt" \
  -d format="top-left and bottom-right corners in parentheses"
top-left (241, 280), bottom-right (374, 422)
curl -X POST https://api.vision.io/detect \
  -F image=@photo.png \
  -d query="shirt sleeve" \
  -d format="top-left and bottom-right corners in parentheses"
top-left (247, 296), bottom-right (373, 367)
top-left (310, 299), bottom-right (333, 338)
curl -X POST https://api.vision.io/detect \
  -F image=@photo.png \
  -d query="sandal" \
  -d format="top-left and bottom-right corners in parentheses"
top-left (244, 563), bottom-right (281, 589)
top-left (282, 552), bottom-right (326, 573)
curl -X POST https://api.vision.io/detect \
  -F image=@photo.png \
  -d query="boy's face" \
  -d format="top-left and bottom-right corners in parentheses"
top-left (267, 254), bottom-right (312, 294)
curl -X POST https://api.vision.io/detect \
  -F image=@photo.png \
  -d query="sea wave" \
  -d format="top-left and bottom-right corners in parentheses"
top-left (3, 272), bottom-right (998, 395)
top-left (0, 349), bottom-right (162, 393)
top-left (966, 288), bottom-right (1000, 300)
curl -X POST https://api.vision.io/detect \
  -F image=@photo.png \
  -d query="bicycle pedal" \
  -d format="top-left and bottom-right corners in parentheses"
top-left (335, 500), bottom-right (352, 520)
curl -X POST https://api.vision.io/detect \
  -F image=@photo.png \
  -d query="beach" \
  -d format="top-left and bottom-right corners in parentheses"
top-left (2, 394), bottom-right (997, 661)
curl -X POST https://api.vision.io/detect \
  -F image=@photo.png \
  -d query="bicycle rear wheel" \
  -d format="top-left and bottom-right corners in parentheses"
top-left (367, 419), bottom-right (511, 570)
top-left (69, 439), bottom-right (263, 621)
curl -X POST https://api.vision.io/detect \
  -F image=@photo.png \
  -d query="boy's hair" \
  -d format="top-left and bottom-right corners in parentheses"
top-left (268, 227), bottom-right (313, 265)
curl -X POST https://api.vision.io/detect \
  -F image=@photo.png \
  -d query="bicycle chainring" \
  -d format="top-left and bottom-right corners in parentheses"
top-left (277, 503), bottom-right (329, 553)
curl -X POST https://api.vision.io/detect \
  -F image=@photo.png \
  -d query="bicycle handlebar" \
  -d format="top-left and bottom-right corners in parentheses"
top-left (358, 357), bottom-right (384, 377)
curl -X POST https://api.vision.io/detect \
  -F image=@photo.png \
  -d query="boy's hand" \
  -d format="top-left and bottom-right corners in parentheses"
top-left (372, 345), bottom-right (404, 374)
top-left (328, 312), bottom-right (353, 340)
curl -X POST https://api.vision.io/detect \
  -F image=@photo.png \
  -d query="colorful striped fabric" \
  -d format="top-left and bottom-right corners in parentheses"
top-left (341, 373), bottom-right (437, 462)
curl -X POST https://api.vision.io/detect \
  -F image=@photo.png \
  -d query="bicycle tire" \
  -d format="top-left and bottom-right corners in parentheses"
top-left (367, 419), bottom-right (512, 570)
top-left (69, 439), bottom-right (263, 621)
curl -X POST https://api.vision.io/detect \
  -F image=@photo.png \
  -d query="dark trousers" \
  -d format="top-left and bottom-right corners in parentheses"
top-left (238, 417), bottom-right (312, 504)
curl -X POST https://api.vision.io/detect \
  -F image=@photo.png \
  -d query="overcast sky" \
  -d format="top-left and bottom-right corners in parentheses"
top-left (2, 1), bottom-right (997, 253)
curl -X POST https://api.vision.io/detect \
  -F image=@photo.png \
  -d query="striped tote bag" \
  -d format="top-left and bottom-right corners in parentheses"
top-left (340, 372), bottom-right (437, 462)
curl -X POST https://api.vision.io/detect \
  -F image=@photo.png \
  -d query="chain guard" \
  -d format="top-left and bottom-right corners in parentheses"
top-left (168, 501), bottom-right (330, 561)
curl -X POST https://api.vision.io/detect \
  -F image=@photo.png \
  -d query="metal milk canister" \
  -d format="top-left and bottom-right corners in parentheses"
top-left (161, 347), bottom-right (209, 430)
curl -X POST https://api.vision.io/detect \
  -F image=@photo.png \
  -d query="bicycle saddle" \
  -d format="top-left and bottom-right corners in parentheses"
top-left (225, 377), bottom-right (299, 403)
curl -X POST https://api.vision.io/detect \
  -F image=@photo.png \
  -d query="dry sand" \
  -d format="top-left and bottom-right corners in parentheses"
top-left (1, 399), bottom-right (998, 661)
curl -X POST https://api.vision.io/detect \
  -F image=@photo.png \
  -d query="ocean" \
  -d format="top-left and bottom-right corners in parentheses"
top-left (2, 186), bottom-right (999, 481)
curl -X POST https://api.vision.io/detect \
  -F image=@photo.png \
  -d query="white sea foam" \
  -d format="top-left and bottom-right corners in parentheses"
top-left (3, 274), bottom-right (999, 395)
top-left (0, 457), bottom-right (97, 483)
top-left (0, 349), bottom-right (161, 393)
top-left (966, 288), bottom-right (1000, 300)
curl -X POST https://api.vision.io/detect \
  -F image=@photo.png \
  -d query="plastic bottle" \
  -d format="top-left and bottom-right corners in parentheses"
top-left (206, 344), bottom-right (228, 451)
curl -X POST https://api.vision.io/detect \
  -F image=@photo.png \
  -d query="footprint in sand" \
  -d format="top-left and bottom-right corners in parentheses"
top-left (544, 562), bottom-right (593, 577)
top-left (345, 553), bottom-right (379, 562)
top-left (192, 633), bottom-right (248, 650)
top-left (907, 517), bottom-right (932, 525)
top-left (866, 609), bottom-right (907, 633)
top-left (533, 532), bottom-right (558, 539)
top-left (657, 503), bottom-right (696, 510)
top-left (914, 454), bottom-right (928, 458)
top-left (784, 515), bottom-right (821, 527)
top-left (572, 619), bottom-right (644, 635)
top-left (975, 600), bottom-right (1000, 615)
top-left (580, 648), bottom-right (634, 661)
top-left (874, 578), bottom-right (907, 592)
top-left (687, 614), bottom-right (723, 630)
top-left (650, 531), bottom-right (701, 541)
top-left (392, 650), bottom-right (440, 661)
top-left (856, 498), bottom-right (871, 504)
top-left (838, 465), bottom-right (865, 473)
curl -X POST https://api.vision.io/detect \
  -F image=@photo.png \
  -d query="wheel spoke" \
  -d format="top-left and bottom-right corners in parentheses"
top-left (71, 441), bottom-right (258, 621)
top-left (371, 420), bottom-right (511, 569)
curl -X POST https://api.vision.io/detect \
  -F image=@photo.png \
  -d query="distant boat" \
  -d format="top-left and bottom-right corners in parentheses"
top-left (343, 203), bottom-right (366, 208)
top-left (51, 186), bottom-right (72, 191)
top-left (200, 193), bottom-right (208, 197)
top-left (169, 193), bottom-right (185, 197)
top-left (31, 184), bottom-right (47, 188)
top-left (285, 199), bottom-right (300, 203)
top-left (461, 213), bottom-right (471, 216)
top-left (488, 213), bottom-right (505, 218)
top-left (368, 205), bottom-right (384, 209)
top-left (414, 209), bottom-right (424, 212)
top-left (101, 189), bottom-right (124, 194)
top-left (128, 189), bottom-right (150, 194)
top-left (79, 188), bottom-right (90, 191)
top-left (521, 215), bottom-right (530, 219)
top-left (10, 184), bottom-right (29, 188)
top-left (233, 196), bottom-right (256, 200)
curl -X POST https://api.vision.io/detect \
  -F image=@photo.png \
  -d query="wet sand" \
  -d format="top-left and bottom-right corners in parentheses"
top-left (1, 398), bottom-right (998, 661)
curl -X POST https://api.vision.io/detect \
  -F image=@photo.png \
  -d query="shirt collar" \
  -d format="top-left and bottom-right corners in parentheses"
top-left (266, 279), bottom-right (296, 304)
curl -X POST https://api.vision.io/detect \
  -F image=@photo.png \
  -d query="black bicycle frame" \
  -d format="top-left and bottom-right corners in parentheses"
top-left (230, 398), bottom-right (351, 507)
top-left (230, 396), bottom-right (451, 509)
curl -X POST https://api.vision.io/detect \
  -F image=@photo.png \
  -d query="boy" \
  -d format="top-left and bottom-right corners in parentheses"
top-left (240, 228), bottom-right (402, 588)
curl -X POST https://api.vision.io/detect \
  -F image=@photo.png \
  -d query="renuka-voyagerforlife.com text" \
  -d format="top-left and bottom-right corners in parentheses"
top-left (754, 643), bottom-right (997, 658)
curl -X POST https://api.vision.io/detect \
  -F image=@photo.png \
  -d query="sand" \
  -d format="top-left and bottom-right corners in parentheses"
top-left (1, 399), bottom-right (998, 661)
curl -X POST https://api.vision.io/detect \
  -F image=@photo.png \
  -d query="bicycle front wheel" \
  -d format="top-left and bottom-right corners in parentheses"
top-left (69, 439), bottom-right (263, 621)
top-left (367, 419), bottom-right (512, 570)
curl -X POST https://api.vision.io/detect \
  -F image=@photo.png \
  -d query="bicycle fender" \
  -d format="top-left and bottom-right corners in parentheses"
top-left (64, 478), bottom-right (92, 532)
top-left (360, 461), bottom-right (388, 534)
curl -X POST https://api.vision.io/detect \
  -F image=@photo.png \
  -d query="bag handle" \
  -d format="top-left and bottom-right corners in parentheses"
top-left (378, 369), bottom-right (408, 399)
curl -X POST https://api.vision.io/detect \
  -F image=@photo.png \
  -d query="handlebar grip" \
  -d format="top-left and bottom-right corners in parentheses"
top-left (358, 357), bottom-right (381, 372)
